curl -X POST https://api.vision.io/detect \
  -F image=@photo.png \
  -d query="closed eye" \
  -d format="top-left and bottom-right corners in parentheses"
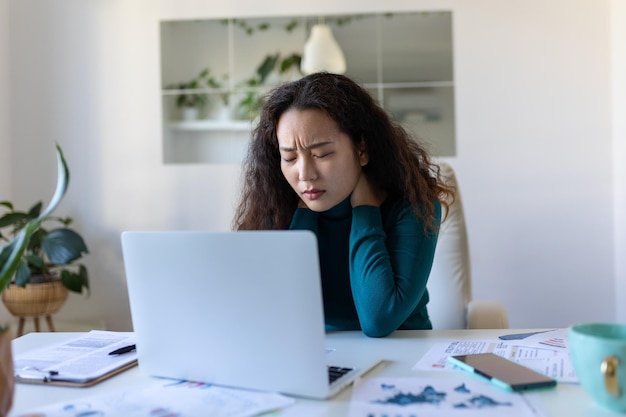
top-left (280, 152), bottom-right (297, 162)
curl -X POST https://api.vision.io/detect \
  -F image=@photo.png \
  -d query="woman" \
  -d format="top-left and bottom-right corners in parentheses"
top-left (233, 72), bottom-right (454, 337)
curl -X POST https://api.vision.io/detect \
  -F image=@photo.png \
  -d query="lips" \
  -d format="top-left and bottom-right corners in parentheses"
top-left (303, 189), bottom-right (325, 200)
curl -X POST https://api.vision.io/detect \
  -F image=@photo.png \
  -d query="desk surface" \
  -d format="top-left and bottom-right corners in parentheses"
top-left (8, 329), bottom-right (615, 417)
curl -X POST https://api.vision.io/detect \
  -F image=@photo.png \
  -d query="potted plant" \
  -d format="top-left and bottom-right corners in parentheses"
top-left (168, 68), bottom-right (210, 120)
top-left (206, 74), bottom-right (232, 120)
top-left (0, 145), bottom-right (88, 334)
top-left (235, 53), bottom-right (302, 121)
top-left (0, 145), bottom-right (74, 415)
top-left (168, 68), bottom-right (230, 121)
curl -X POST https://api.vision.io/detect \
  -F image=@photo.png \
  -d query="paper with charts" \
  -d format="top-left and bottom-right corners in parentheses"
top-left (348, 377), bottom-right (543, 417)
top-left (15, 379), bottom-right (294, 417)
top-left (413, 337), bottom-right (577, 384)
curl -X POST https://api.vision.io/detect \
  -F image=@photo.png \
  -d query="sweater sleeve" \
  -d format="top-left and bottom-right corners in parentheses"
top-left (349, 202), bottom-right (440, 337)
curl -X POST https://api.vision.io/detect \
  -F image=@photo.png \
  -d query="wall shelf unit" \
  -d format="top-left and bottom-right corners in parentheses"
top-left (160, 11), bottom-right (455, 164)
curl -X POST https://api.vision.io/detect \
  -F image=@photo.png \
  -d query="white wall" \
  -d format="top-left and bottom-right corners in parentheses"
top-left (1, 0), bottom-right (620, 330)
top-left (612, 0), bottom-right (626, 323)
top-left (451, 1), bottom-right (613, 329)
top-left (0, 0), bottom-right (9, 196)
top-left (0, 0), bottom-right (10, 325)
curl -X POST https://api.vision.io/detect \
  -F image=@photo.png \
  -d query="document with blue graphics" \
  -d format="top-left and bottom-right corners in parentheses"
top-left (348, 377), bottom-right (544, 417)
top-left (18, 379), bottom-right (295, 417)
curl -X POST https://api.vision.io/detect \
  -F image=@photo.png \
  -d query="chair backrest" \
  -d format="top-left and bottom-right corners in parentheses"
top-left (426, 162), bottom-right (472, 329)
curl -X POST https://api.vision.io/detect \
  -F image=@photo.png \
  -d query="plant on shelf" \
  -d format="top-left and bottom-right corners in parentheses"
top-left (168, 68), bottom-right (210, 120)
top-left (236, 53), bottom-right (302, 121)
top-left (206, 73), bottom-right (230, 108)
top-left (168, 68), bottom-right (230, 120)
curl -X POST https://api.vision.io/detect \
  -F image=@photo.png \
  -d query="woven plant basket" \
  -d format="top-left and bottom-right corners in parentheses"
top-left (1, 280), bottom-right (69, 318)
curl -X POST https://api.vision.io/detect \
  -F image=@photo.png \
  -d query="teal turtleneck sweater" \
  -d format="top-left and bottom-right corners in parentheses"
top-left (289, 196), bottom-right (440, 337)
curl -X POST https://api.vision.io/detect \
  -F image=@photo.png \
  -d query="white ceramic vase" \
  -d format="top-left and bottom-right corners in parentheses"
top-left (181, 106), bottom-right (199, 121)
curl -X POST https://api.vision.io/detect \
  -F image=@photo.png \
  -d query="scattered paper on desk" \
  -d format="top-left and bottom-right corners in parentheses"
top-left (14, 330), bottom-right (137, 383)
top-left (15, 379), bottom-right (295, 417)
top-left (413, 339), bottom-right (577, 383)
top-left (510, 329), bottom-right (569, 351)
top-left (348, 377), bottom-right (544, 417)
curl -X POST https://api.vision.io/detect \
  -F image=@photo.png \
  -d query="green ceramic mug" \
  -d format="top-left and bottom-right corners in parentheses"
top-left (569, 323), bottom-right (626, 413)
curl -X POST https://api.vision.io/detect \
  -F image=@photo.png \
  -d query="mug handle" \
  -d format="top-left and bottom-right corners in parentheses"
top-left (601, 356), bottom-right (621, 398)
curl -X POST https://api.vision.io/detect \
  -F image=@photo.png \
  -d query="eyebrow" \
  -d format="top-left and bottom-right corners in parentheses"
top-left (279, 141), bottom-right (334, 152)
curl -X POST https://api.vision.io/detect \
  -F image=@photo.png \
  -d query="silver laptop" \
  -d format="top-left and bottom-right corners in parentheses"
top-left (121, 230), bottom-right (378, 399)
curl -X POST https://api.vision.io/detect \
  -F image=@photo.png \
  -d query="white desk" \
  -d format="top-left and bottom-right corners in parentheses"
top-left (8, 329), bottom-right (616, 417)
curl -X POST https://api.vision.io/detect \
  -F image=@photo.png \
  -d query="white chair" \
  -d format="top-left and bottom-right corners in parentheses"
top-left (426, 162), bottom-right (509, 329)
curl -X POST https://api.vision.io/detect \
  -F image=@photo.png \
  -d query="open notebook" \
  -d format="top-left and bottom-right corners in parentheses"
top-left (121, 230), bottom-right (379, 399)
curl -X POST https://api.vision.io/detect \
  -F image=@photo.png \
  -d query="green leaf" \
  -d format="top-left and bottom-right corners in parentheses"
top-left (285, 19), bottom-right (298, 32)
top-left (41, 228), bottom-right (88, 265)
top-left (60, 269), bottom-right (81, 292)
top-left (207, 78), bottom-right (221, 89)
top-left (78, 264), bottom-right (89, 296)
top-left (280, 54), bottom-right (302, 74)
top-left (24, 254), bottom-right (44, 270)
top-left (0, 240), bottom-right (11, 266)
top-left (39, 145), bottom-right (70, 220)
top-left (0, 212), bottom-right (32, 229)
top-left (28, 202), bottom-right (43, 218)
top-left (198, 68), bottom-right (209, 79)
top-left (256, 54), bottom-right (279, 84)
top-left (0, 201), bottom-right (13, 210)
top-left (27, 228), bottom-right (44, 252)
top-left (0, 223), bottom-right (37, 292)
top-left (55, 216), bottom-right (73, 227)
top-left (14, 259), bottom-right (31, 287)
top-left (61, 265), bottom-right (89, 295)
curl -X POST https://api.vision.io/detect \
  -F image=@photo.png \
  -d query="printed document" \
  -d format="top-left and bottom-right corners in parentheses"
top-left (349, 377), bottom-right (545, 417)
top-left (413, 339), bottom-right (577, 384)
top-left (14, 330), bottom-right (137, 384)
top-left (18, 379), bottom-right (295, 417)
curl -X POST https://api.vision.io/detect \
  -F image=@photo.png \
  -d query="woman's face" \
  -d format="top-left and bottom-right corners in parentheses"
top-left (277, 108), bottom-right (368, 212)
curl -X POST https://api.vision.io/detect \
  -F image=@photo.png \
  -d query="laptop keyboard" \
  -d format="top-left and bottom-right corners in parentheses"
top-left (328, 366), bottom-right (353, 384)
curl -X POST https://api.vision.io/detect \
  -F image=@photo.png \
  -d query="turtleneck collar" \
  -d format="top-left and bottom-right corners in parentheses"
top-left (320, 196), bottom-right (352, 220)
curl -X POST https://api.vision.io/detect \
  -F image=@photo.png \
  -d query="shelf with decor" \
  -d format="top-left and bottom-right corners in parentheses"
top-left (160, 11), bottom-right (455, 164)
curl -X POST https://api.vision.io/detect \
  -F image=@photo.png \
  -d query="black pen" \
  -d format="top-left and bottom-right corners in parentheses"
top-left (108, 344), bottom-right (136, 355)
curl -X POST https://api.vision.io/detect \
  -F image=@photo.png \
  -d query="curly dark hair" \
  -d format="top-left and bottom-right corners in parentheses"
top-left (233, 72), bottom-right (454, 231)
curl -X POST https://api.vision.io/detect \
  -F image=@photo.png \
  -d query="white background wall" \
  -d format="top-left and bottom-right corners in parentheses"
top-left (0, 0), bottom-right (12, 327)
top-left (612, 0), bottom-right (626, 324)
top-left (0, 0), bottom-right (624, 330)
top-left (0, 0), bottom-right (10, 199)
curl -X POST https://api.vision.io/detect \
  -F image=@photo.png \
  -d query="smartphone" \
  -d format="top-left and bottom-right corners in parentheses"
top-left (447, 353), bottom-right (557, 392)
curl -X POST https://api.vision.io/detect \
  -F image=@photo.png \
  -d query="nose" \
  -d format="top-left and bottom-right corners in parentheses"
top-left (298, 157), bottom-right (317, 181)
